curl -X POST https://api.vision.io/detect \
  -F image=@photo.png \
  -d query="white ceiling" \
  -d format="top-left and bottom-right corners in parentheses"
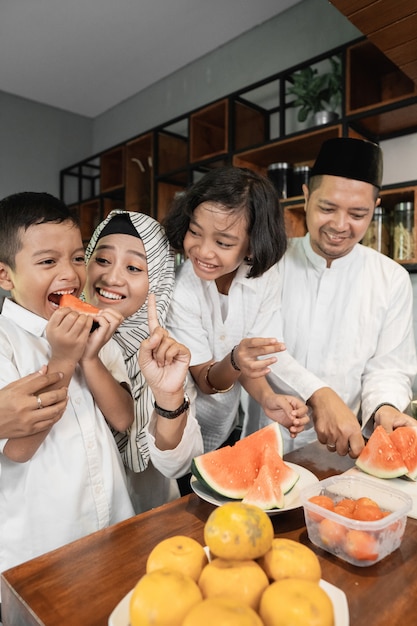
top-left (1, 0), bottom-right (301, 118)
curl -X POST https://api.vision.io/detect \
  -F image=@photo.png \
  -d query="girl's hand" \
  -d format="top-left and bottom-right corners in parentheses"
top-left (232, 337), bottom-right (286, 378)
top-left (263, 393), bottom-right (310, 437)
top-left (139, 294), bottom-right (190, 398)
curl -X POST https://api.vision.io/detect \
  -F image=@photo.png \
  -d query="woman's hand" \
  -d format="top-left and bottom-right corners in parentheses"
top-left (0, 366), bottom-right (67, 439)
top-left (139, 294), bottom-right (190, 404)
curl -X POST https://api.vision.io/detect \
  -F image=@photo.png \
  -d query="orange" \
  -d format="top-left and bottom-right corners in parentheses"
top-left (344, 529), bottom-right (378, 561)
top-left (204, 502), bottom-right (273, 560)
top-left (308, 495), bottom-right (335, 521)
top-left (146, 535), bottom-right (208, 582)
top-left (259, 578), bottom-right (334, 626)
top-left (333, 503), bottom-right (355, 518)
top-left (198, 557), bottom-right (269, 611)
top-left (257, 538), bottom-right (321, 582)
top-left (336, 498), bottom-right (356, 514)
top-left (308, 495), bottom-right (334, 511)
top-left (129, 567), bottom-right (202, 626)
top-left (319, 517), bottom-right (347, 548)
top-left (352, 503), bottom-right (384, 521)
top-left (182, 598), bottom-right (263, 626)
top-left (354, 496), bottom-right (380, 509)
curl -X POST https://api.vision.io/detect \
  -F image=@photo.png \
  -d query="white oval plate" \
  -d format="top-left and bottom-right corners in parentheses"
top-left (190, 462), bottom-right (318, 516)
top-left (108, 579), bottom-right (349, 626)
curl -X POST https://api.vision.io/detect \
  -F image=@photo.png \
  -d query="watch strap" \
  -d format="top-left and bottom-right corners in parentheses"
top-left (153, 394), bottom-right (190, 419)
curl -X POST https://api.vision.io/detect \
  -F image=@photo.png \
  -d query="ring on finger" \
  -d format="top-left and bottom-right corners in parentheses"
top-left (327, 443), bottom-right (336, 450)
top-left (36, 395), bottom-right (43, 410)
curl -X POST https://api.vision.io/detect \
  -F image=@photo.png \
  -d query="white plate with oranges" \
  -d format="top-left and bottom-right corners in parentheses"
top-left (109, 502), bottom-right (349, 626)
top-left (108, 578), bottom-right (348, 626)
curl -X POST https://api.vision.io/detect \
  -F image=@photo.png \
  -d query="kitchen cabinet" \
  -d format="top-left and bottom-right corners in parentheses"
top-left (60, 37), bottom-right (417, 266)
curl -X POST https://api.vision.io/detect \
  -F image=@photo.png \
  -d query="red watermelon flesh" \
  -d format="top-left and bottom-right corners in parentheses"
top-left (59, 293), bottom-right (100, 315)
top-left (356, 425), bottom-right (408, 479)
top-left (261, 444), bottom-right (299, 495)
top-left (191, 423), bottom-right (296, 504)
top-left (390, 426), bottom-right (417, 480)
top-left (242, 464), bottom-right (284, 509)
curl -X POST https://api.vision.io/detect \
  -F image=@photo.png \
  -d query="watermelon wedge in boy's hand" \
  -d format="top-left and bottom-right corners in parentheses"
top-left (355, 424), bottom-right (417, 480)
top-left (59, 293), bottom-right (100, 315)
top-left (59, 294), bottom-right (100, 331)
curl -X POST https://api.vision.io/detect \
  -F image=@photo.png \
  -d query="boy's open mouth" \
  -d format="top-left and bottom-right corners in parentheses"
top-left (48, 289), bottom-right (76, 307)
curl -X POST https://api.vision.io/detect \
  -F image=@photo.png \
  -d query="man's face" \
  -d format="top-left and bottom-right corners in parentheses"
top-left (304, 175), bottom-right (379, 267)
top-left (1, 221), bottom-right (86, 320)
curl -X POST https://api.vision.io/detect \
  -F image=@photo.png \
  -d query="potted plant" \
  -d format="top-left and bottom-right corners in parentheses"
top-left (286, 56), bottom-right (342, 125)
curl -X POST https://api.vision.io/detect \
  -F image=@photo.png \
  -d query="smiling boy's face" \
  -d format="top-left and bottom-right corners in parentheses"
top-left (0, 220), bottom-right (86, 320)
top-left (84, 233), bottom-right (149, 319)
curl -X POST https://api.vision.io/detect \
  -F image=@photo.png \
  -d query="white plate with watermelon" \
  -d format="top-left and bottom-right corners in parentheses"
top-left (191, 462), bottom-right (319, 515)
top-left (190, 424), bottom-right (319, 514)
top-left (108, 577), bottom-right (349, 626)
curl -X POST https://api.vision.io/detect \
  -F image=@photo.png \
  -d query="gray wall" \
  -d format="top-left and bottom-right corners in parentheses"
top-left (0, 0), bottom-right (360, 198)
top-left (0, 91), bottom-right (92, 198)
top-left (92, 0), bottom-right (360, 152)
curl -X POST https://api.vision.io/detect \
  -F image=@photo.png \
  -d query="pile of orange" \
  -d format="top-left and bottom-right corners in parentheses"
top-left (129, 501), bottom-right (335, 626)
top-left (308, 494), bottom-right (389, 561)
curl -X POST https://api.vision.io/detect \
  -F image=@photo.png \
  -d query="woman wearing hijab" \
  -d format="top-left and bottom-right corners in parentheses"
top-left (84, 210), bottom-right (202, 513)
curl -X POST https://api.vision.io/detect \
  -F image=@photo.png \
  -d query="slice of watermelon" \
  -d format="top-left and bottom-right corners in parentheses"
top-left (191, 423), bottom-right (284, 500)
top-left (390, 426), bottom-right (417, 480)
top-left (59, 293), bottom-right (100, 315)
top-left (356, 425), bottom-right (408, 479)
top-left (261, 445), bottom-right (299, 495)
top-left (242, 464), bottom-right (284, 509)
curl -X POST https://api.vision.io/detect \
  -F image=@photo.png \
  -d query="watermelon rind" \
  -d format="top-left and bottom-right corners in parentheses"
top-left (356, 425), bottom-right (408, 479)
top-left (390, 426), bottom-right (417, 481)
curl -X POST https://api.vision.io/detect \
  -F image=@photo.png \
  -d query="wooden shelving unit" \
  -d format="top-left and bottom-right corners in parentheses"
top-left (60, 37), bottom-right (417, 266)
top-left (100, 146), bottom-right (125, 194)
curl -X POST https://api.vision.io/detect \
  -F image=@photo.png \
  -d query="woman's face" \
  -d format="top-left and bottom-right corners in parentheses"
top-left (85, 233), bottom-right (149, 318)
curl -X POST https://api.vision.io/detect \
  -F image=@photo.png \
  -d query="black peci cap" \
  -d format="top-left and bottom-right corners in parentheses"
top-left (310, 137), bottom-right (383, 188)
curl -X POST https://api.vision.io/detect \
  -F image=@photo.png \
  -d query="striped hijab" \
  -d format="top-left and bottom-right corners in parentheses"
top-left (84, 210), bottom-right (175, 471)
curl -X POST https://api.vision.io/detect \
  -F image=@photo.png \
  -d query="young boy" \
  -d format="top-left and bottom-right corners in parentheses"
top-left (0, 192), bottom-right (135, 584)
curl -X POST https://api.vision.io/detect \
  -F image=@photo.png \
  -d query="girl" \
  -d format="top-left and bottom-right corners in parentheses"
top-left (84, 210), bottom-right (202, 513)
top-left (163, 166), bottom-right (309, 454)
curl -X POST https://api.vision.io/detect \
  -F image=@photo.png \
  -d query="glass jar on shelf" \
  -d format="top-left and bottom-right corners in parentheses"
top-left (361, 206), bottom-right (390, 256)
top-left (267, 163), bottom-right (292, 199)
top-left (393, 201), bottom-right (415, 261)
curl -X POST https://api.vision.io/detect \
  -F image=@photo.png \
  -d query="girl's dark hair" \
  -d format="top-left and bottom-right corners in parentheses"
top-left (163, 166), bottom-right (287, 278)
top-left (0, 191), bottom-right (79, 269)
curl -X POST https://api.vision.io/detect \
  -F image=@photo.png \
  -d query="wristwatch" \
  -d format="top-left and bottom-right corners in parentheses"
top-left (153, 393), bottom-right (190, 419)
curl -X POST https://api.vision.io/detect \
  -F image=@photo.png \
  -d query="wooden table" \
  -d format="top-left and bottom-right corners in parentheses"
top-left (2, 441), bottom-right (417, 625)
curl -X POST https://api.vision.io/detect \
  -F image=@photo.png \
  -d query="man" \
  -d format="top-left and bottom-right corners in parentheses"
top-left (244, 137), bottom-right (417, 458)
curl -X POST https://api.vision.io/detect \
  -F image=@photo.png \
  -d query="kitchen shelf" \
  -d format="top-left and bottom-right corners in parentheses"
top-left (100, 146), bottom-right (125, 194)
top-left (60, 36), bottom-right (417, 268)
top-left (189, 99), bottom-right (228, 163)
top-left (125, 133), bottom-right (153, 214)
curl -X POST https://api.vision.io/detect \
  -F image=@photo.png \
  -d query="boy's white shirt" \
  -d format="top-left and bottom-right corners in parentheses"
top-left (0, 298), bottom-right (135, 585)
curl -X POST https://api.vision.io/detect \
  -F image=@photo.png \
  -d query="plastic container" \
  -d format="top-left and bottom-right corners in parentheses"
top-left (393, 201), bottom-right (414, 261)
top-left (300, 475), bottom-right (412, 567)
